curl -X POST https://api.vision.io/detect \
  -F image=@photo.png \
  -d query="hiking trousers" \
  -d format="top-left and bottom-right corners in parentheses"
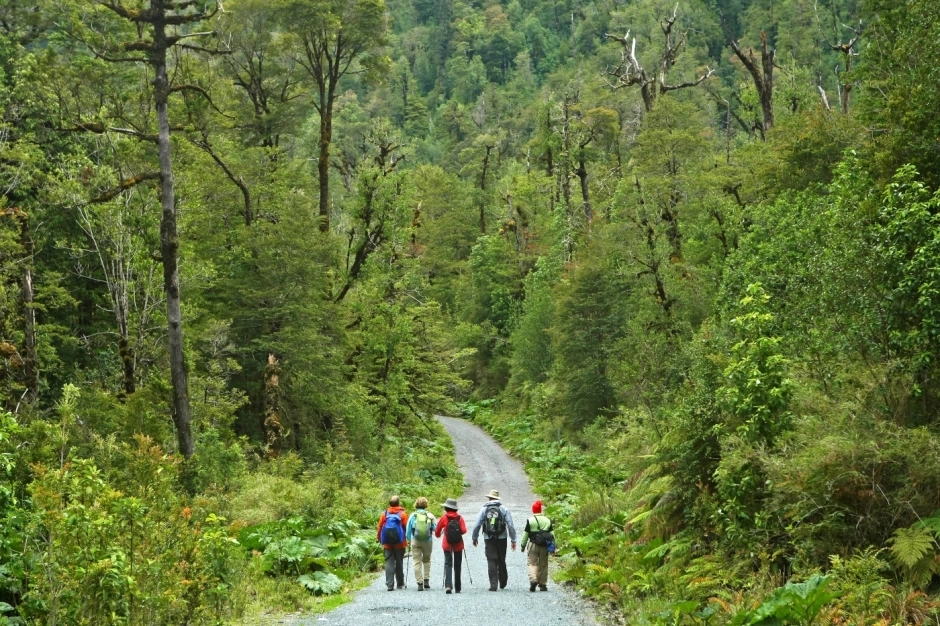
top-left (484, 538), bottom-right (508, 589)
top-left (443, 549), bottom-right (463, 592)
top-left (526, 543), bottom-right (549, 585)
top-left (384, 547), bottom-right (406, 588)
top-left (411, 539), bottom-right (432, 583)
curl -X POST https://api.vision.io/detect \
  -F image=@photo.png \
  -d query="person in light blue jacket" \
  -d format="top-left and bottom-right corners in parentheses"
top-left (406, 497), bottom-right (437, 591)
top-left (471, 489), bottom-right (517, 591)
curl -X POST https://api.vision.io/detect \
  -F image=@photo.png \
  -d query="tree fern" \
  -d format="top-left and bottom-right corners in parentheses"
top-left (888, 526), bottom-right (935, 570)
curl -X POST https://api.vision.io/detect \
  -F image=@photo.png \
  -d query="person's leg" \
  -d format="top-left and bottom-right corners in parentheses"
top-left (421, 540), bottom-right (432, 585)
top-left (454, 550), bottom-right (463, 593)
top-left (496, 538), bottom-right (508, 588)
top-left (412, 542), bottom-right (425, 589)
top-left (443, 549), bottom-right (454, 592)
top-left (537, 545), bottom-right (549, 588)
top-left (395, 547), bottom-right (405, 587)
top-left (526, 544), bottom-right (539, 590)
top-left (484, 539), bottom-right (499, 590)
top-left (384, 548), bottom-right (395, 590)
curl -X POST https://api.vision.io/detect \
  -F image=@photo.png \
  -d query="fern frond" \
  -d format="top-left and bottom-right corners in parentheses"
top-left (889, 526), bottom-right (935, 570)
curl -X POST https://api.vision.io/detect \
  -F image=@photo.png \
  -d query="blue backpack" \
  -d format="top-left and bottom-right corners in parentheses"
top-left (381, 510), bottom-right (405, 544)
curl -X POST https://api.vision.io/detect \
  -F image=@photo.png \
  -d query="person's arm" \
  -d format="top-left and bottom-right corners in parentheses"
top-left (377, 512), bottom-right (386, 543)
top-left (400, 511), bottom-right (409, 546)
top-left (460, 515), bottom-right (468, 535)
top-left (406, 515), bottom-right (415, 541)
top-left (521, 518), bottom-right (531, 550)
top-left (434, 516), bottom-right (444, 538)
top-left (504, 506), bottom-right (517, 545)
top-left (471, 507), bottom-right (485, 544)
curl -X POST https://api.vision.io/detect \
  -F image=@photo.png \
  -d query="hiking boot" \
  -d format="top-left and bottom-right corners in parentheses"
top-left (387, 585), bottom-right (394, 591)
top-left (445, 587), bottom-right (452, 594)
top-left (488, 586), bottom-right (497, 591)
top-left (397, 584), bottom-right (405, 589)
top-left (539, 584), bottom-right (548, 591)
top-left (499, 582), bottom-right (507, 589)
top-left (417, 583), bottom-right (424, 591)
top-left (530, 582), bottom-right (537, 592)
top-left (424, 579), bottom-right (430, 589)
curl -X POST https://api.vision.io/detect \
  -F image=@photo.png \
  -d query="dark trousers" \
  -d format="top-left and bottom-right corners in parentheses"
top-left (484, 538), bottom-right (508, 589)
top-left (384, 547), bottom-right (405, 588)
top-left (443, 549), bottom-right (463, 592)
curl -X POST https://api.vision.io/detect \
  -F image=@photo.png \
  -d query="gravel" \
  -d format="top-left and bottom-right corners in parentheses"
top-left (296, 415), bottom-right (602, 626)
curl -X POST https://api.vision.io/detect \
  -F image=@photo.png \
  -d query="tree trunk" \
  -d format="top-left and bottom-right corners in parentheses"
top-left (576, 158), bottom-right (592, 224)
top-left (318, 106), bottom-right (332, 232)
top-left (18, 211), bottom-right (37, 402)
top-left (264, 353), bottom-right (284, 457)
top-left (119, 336), bottom-right (136, 399)
top-left (153, 11), bottom-right (193, 458)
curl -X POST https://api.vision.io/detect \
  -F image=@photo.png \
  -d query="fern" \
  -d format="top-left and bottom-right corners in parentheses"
top-left (888, 526), bottom-right (935, 570)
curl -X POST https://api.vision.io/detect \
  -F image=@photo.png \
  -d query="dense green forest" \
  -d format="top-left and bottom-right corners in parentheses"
top-left (1, 0), bottom-right (940, 623)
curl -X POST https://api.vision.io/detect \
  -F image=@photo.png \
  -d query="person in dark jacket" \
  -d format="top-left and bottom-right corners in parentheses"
top-left (377, 495), bottom-right (409, 591)
top-left (434, 498), bottom-right (467, 594)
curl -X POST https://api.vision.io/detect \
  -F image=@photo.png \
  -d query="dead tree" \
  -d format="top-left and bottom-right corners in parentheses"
top-left (605, 5), bottom-right (714, 112)
top-left (729, 31), bottom-right (776, 137)
top-left (821, 19), bottom-right (862, 114)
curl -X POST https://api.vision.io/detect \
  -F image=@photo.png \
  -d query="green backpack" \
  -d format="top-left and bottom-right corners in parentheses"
top-left (414, 509), bottom-right (433, 540)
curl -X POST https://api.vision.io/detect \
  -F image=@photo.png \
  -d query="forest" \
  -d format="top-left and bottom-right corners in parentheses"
top-left (1, 0), bottom-right (940, 623)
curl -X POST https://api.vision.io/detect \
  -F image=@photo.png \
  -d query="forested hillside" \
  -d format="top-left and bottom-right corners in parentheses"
top-left (1, 0), bottom-right (940, 623)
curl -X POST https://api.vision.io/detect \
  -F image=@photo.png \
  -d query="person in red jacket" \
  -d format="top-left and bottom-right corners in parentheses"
top-left (434, 498), bottom-right (467, 594)
top-left (377, 495), bottom-right (409, 591)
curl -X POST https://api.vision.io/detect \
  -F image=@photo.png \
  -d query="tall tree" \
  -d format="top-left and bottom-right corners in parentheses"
top-left (279, 0), bottom-right (388, 232)
top-left (71, 0), bottom-right (222, 457)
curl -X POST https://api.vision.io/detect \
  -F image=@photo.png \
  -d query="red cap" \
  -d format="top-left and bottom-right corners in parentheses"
top-left (532, 500), bottom-right (543, 513)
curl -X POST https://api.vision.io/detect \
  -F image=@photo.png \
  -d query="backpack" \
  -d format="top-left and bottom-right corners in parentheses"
top-left (530, 515), bottom-right (554, 547)
top-left (482, 502), bottom-right (506, 537)
top-left (381, 510), bottom-right (405, 545)
top-left (413, 510), bottom-right (432, 541)
top-left (445, 516), bottom-right (463, 545)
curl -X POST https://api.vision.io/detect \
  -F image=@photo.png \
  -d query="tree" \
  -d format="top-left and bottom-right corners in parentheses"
top-left (70, 0), bottom-right (223, 457)
top-left (604, 6), bottom-right (714, 112)
top-left (729, 31), bottom-right (776, 137)
top-left (279, 0), bottom-right (388, 233)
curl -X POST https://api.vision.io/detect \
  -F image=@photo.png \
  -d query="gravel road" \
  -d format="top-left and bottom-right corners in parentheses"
top-left (298, 415), bottom-right (601, 626)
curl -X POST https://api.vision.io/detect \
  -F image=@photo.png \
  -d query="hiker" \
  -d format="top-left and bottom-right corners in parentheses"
top-left (377, 495), bottom-right (409, 591)
top-left (406, 497), bottom-right (437, 591)
top-left (434, 497), bottom-right (467, 594)
top-left (471, 489), bottom-right (516, 591)
top-left (521, 499), bottom-right (554, 592)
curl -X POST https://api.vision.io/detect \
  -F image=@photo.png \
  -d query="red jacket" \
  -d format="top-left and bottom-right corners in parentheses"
top-left (434, 510), bottom-right (467, 552)
top-left (377, 507), bottom-right (409, 549)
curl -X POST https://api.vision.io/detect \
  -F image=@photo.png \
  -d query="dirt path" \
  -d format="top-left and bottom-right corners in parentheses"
top-left (298, 416), bottom-right (601, 626)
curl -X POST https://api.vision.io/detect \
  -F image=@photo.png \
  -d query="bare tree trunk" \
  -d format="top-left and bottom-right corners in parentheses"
top-left (318, 96), bottom-right (332, 232)
top-left (119, 336), bottom-right (136, 399)
top-left (153, 10), bottom-right (193, 458)
top-left (264, 353), bottom-right (284, 457)
top-left (729, 31), bottom-right (775, 136)
top-left (479, 143), bottom-right (493, 234)
top-left (19, 211), bottom-right (37, 402)
top-left (576, 158), bottom-right (592, 224)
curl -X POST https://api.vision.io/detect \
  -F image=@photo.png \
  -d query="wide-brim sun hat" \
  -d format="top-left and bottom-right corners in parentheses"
top-left (487, 489), bottom-right (500, 500)
top-left (443, 498), bottom-right (458, 510)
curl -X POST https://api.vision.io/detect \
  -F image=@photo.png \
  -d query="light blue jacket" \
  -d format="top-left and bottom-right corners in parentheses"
top-left (471, 500), bottom-right (517, 543)
top-left (407, 509), bottom-right (436, 542)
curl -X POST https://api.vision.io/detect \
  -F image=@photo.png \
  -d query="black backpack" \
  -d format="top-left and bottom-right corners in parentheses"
top-left (445, 516), bottom-right (463, 545)
top-left (530, 515), bottom-right (554, 547)
top-left (482, 502), bottom-right (506, 537)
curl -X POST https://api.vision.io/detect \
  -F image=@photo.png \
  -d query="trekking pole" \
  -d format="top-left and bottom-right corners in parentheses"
top-left (404, 553), bottom-right (410, 588)
top-left (464, 551), bottom-right (473, 586)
